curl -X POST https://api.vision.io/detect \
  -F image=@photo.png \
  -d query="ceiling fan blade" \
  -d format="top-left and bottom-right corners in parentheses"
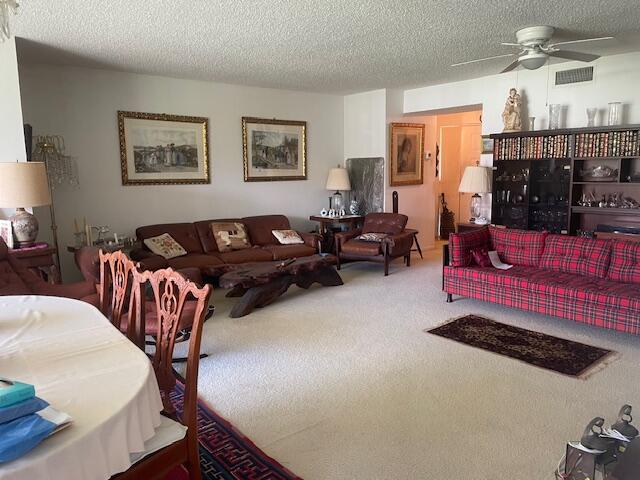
top-left (500, 59), bottom-right (520, 73)
top-left (548, 36), bottom-right (613, 47)
top-left (451, 53), bottom-right (515, 67)
top-left (548, 50), bottom-right (600, 62)
top-left (500, 42), bottom-right (522, 47)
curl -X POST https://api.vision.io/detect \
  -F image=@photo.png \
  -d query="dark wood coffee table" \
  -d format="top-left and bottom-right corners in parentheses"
top-left (219, 254), bottom-right (343, 318)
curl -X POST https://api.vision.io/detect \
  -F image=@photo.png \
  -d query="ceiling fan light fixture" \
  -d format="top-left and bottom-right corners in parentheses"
top-left (520, 52), bottom-right (547, 70)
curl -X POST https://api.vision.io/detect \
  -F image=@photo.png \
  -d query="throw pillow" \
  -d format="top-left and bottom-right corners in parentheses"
top-left (489, 226), bottom-right (548, 267)
top-left (540, 235), bottom-right (611, 279)
top-left (143, 233), bottom-right (187, 259)
top-left (471, 248), bottom-right (492, 267)
top-left (607, 240), bottom-right (640, 285)
top-left (356, 232), bottom-right (388, 242)
top-left (448, 227), bottom-right (490, 267)
top-left (210, 222), bottom-right (251, 252)
top-left (272, 229), bottom-right (304, 245)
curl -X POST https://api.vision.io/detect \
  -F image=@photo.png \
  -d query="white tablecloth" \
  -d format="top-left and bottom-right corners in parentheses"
top-left (0, 295), bottom-right (163, 480)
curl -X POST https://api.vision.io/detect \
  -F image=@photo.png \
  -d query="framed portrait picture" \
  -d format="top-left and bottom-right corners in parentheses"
top-left (118, 111), bottom-right (209, 185)
top-left (242, 117), bottom-right (307, 182)
top-left (481, 135), bottom-right (494, 155)
top-left (390, 123), bottom-right (424, 186)
top-left (0, 220), bottom-right (13, 249)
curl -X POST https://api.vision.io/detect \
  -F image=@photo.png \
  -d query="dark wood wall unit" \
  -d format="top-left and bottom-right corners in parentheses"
top-left (490, 125), bottom-right (640, 236)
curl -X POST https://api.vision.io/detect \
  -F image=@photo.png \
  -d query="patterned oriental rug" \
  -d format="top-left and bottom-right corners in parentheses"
top-left (426, 315), bottom-right (614, 377)
top-left (165, 382), bottom-right (302, 480)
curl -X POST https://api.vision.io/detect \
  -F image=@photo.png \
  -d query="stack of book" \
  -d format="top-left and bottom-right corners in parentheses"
top-left (520, 135), bottom-right (569, 159)
top-left (575, 130), bottom-right (640, 157)
top-left (0, 379), bottom-right (72, 463)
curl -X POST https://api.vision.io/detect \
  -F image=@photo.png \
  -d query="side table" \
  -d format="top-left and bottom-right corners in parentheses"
top-left (9, 242), bottom-right (61, 284)
top-left (309, 215), bottom-right (364, 253)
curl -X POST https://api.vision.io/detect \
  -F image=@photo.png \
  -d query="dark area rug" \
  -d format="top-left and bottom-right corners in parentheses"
top-left (167, 382), bottom-right (302, 480)
top-left (425, 315), bottom-right (614, 377)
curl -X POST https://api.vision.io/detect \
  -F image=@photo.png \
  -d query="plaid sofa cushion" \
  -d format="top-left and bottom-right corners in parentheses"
top-left (443, 266), bottom-right (640, 335)
top-left (489, 227), bottom-right (547, 266)
top-left (607, 240), bottom-right (640, 285)
top-left (448, 227), bottom-right (490, 267)
top-left (540, 235), bottom-right (611, 279)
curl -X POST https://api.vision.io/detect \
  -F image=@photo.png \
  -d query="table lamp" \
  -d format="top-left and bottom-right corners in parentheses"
top-left (458, 162), bottom-right (491, 224)
top-left (0, 162), bottom-right (52, 247)
top-left (325, 165), bottom-right (351, 212)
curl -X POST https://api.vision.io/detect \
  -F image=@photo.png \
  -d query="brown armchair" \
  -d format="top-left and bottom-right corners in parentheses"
top-left (335, 213), bottom-right (413, 276)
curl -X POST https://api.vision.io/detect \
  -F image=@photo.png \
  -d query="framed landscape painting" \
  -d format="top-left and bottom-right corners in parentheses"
top-left (242, 117), bottom-right (307, 181)
top-left (118, 111), bottom-right (209, 185)
top-left (390, 123), bottom-right (424, 186)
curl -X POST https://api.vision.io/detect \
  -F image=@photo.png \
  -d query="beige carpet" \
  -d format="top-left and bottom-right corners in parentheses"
top-left (177, 249), bottom-right (640, 479)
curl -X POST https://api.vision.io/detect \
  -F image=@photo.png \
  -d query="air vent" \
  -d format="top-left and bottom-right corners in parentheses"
top-left (555, 66), bottom-right (594, 85)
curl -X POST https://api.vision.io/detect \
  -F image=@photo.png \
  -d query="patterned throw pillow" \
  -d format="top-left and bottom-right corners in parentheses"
top-left (448, 227), bottom-right (490, 267)
top-left (470, 248), bottom-right (492, 267)
top-left (607, 240), bottom-right (640, 285)
top-left (143, 233), bottom-right (187, 259)
top-left (210, 222), bottom-right (251, 252)
top-left (540, 235), bottom-right (611, 278)
top-left (489, 226), bottom-right (548, 267)
top-left (356, 232), bottom-right (388, 242)
top-left (272, 230), bottom-right (304, 245)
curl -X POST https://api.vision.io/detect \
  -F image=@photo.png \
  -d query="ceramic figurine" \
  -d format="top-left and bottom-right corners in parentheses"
top-left (502, 88), bottom-right (522, 132)
top-left (320, 208), bottom-right (328, 217)
top-left (328, 208), bottom-right (336, 218)
top-left (339, 208), bottom-right (346, 217)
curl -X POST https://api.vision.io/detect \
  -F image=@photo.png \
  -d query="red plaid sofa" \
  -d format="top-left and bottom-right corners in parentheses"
top-left (443, 226), bottom-right (640, 335)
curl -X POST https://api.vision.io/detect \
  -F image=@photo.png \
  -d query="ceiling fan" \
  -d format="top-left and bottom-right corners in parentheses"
top-left (452, 26), bottom-right (613, 73)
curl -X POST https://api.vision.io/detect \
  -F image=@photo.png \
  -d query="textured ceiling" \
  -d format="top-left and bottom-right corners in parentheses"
top-left (13, 0), bottom-right (640, 93)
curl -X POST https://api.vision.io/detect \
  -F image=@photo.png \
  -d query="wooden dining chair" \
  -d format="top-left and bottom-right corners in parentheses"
top-left (113, 267), bottom-right (212, 480)
top-left (98, 250), bottom-right (139, 339)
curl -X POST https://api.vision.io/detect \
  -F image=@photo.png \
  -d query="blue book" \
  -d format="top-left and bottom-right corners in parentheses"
top-left (0, 397), bottom-right (49, 424)
top-left (0, 379), bottom-right (35, 408)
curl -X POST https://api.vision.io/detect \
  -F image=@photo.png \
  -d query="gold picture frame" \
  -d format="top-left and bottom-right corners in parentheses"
top-left (390, 122), bottom-right (424, 186)
top-left (242, 117), bottom-right (307, 182)
top-left (118, 111), bottom-right (209, 185)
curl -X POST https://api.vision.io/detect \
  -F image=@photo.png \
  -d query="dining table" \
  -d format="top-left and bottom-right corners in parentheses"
top-left (0, 295), bottom-right (164, 480)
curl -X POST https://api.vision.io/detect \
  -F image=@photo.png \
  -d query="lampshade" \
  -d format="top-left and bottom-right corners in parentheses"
top-left (325, 166), bottom-right (351, 191)
top-left (0, 162), bottom-right (52, 207)
top-left (458, 165), bottom-right (491, 194)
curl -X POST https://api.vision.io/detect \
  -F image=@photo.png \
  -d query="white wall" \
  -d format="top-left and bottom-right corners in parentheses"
top-left (404, 52), bottom-right (640, 136)
top-left (19, 64), bottom-right (344, 279)
top-left (0, 38), bottom-right (26, 220)
top-left (343, 89), bottom-right (386, 160)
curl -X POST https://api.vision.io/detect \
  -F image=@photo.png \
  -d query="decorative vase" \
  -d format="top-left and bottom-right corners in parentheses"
top-left (548, 104), bottom-right (561, 129)
top-left (349, 198), bottom-right (360, 215)
top-left (586, 108), bottom-right (597, 127)
top-left (10, 208), bottom-right (39, 247)
top-left (528, 117), bottom-right (535, 131)
top-left (608, 102), bottom-right (622, 126)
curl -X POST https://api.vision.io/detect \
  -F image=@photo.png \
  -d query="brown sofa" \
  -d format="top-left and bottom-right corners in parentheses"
top-left (130, 215), bottom-right (320, 277)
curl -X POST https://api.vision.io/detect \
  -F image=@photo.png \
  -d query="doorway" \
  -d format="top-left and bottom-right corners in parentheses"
top-left (435, 111), bottom-right (482, 238)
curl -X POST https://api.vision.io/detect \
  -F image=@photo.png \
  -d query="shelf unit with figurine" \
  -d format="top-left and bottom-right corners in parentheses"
top-left (490, 124), bottom-right (640, 237)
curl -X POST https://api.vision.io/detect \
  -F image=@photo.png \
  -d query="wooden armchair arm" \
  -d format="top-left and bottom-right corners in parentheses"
top-left (383, 231), bottom-right (415, 257)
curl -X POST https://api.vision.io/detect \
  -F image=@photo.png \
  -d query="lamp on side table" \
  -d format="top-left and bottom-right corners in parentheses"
top-left (459, 162), bottom-right (491, 224)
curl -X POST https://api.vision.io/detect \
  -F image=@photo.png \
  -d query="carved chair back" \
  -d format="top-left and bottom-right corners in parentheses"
top-left (131, 267), bottom-right (212, 426)
top-left (98, 250), bottom-right (139, 336)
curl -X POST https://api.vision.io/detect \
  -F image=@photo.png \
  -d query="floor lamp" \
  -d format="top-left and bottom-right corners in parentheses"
top-left (31, 135), bottom-right (79, 277)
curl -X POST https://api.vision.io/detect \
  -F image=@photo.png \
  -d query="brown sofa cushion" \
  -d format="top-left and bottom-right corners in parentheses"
top-left (216, 248), bottom-right (274, 264)
top-left (362, 213), bottom-right (407, 235)
top-left (262, 244), bottom-right (317, 260)
top-left (194, 219), bottom-right (239, 253)
top-left (136, 223), bottom-right (203, 254)
top-left (341, 240), bottom-right (382, 256)
top-left (242, 215), bottom-right (291, 245)
top-left (167, 254), bottom-right (224, 271)
top-left (211, 222), bottom-right (252, 252)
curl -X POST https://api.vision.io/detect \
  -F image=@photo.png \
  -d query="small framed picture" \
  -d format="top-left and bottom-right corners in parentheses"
top-left (390, 123), bottom-right (424, 186)
top-left (481, 135), bottom-right (494, 155)
top-left (242, 117), bottom-right (307, 181)
top-left (118, 111), bottom-right (210, 185)
top-left (0, 220), bottom-right (14, 249)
